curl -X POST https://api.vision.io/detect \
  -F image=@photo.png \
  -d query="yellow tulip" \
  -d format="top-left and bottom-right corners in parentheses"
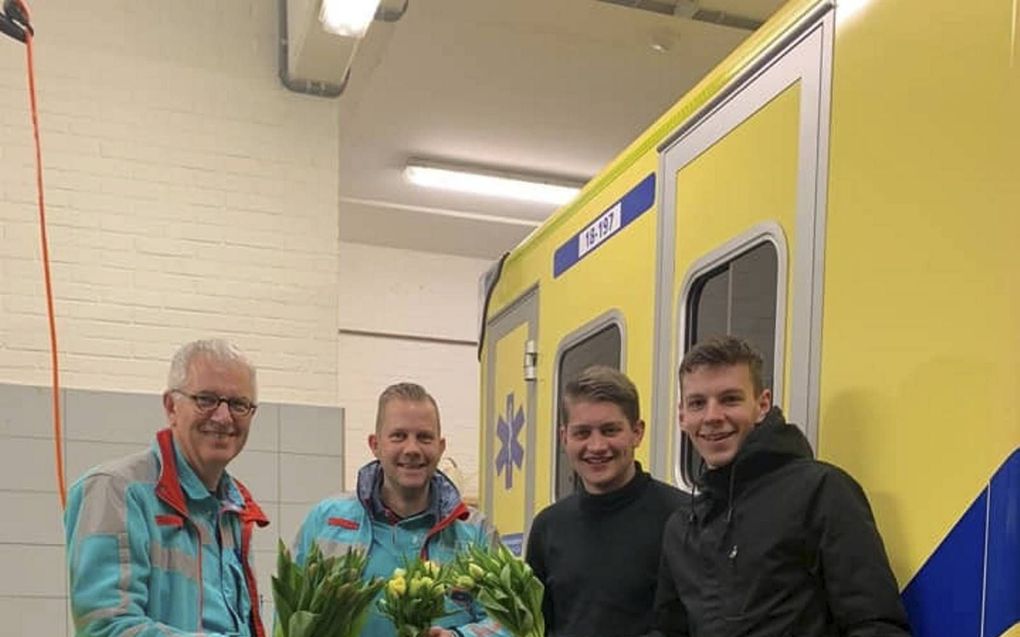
top-left (387, 576), bottom-right (406, 597)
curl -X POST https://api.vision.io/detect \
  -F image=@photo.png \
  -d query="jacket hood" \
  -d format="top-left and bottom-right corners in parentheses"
top-left (737, 406), bottom-right (813, 464)
top-left (355, 459), bottom-right (466, 521)
top-left (698, 407), bottom-right (813, 498)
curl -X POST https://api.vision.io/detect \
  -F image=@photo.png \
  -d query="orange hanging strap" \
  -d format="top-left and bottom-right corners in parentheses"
top-left (6, 1), bottom-right (65, 509)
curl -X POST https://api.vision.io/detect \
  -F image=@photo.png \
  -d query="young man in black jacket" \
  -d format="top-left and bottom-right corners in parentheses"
top-left (526, 366), bottom-right (686, 637)
top-left (654, 336), bottom-right (911, 637)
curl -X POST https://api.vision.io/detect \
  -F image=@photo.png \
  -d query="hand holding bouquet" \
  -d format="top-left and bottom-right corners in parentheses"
top-left (451, 544), bottom-right (544, 637)
top-left (272, 539), bottom-right (385, 637)
top-left (377, 558), bottom-right (451, 637)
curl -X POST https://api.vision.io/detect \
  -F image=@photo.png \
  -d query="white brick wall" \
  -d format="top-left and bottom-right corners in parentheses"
top-left (0, 3), bottom-right (499, 634)
top-left (0, 0), bottom-right (340, 405)
top-left (1, 2), bottom-right (341, 635)
top-left (338, 242), bottom-right (493, 499)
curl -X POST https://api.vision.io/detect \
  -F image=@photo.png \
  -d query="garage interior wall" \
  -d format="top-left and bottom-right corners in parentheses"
top-left (0, 2), bottom-right (491, 634)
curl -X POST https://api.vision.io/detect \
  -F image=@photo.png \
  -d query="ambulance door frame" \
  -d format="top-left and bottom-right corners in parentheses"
top-left (550, 310), bottom-right (627, 502)
top-left (483, 285), bottom-right (539, 536)
top-left (649, 5), bottom-right (834, 479)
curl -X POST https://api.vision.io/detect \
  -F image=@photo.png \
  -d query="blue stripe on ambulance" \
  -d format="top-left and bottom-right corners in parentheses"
top-left (553, 173), bottom-right (655, 278)
top-left (902, 448), bottom-right (1019, 637)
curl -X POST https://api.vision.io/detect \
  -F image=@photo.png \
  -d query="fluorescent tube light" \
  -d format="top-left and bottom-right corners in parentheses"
top-left (319, 0), bottom-right (382, 38)
top-left (404, 161), bottom-right (583, 206)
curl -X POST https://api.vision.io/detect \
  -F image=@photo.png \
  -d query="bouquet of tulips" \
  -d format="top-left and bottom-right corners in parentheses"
top-left (377, 558), bottom-right (451, 637)
top-left (451, 543), bottom-right (544, 637)
top-left (272, 539), bottom-right (385, 637)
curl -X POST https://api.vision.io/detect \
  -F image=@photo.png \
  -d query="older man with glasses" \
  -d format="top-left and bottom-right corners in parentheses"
top-left (65, 338), bottom-right (270, 637)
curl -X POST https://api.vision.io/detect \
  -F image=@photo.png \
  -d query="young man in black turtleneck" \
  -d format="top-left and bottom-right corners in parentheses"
top-left (525, 366), bottom-right (686, 637)
top-left (653, 336), bottom-right (910, 637)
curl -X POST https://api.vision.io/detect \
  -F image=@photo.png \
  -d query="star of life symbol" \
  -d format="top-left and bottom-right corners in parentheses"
top-left (495, 392), bottom-right (525, 490)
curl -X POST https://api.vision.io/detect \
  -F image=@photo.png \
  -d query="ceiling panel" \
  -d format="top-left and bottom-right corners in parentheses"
top-left (331, 0), bottom-right (786, 258)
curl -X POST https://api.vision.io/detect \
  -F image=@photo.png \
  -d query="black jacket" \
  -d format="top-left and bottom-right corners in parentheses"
top-left (653, 408), bottom-right (911, 637)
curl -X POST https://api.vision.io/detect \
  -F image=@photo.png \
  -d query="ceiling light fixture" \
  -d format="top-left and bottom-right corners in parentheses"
top-left (319, 0), bottom-right (382, 38)
top-left (404, 160), bottom-right (584, 206)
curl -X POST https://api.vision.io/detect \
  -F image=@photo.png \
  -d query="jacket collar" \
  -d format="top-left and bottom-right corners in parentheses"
top-left (153, 428), bottom-right (268, 527)
top-left (154, 428), bottom-right (189, 516)
top-left (355, 460), bottom-right (468, 525)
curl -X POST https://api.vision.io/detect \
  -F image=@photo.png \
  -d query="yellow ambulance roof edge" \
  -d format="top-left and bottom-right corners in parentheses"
top-left (503, 0), bottom-right (828, 267)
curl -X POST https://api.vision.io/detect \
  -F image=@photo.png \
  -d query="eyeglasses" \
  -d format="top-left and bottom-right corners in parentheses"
top-left (172, 390), bottom-right (257, 417)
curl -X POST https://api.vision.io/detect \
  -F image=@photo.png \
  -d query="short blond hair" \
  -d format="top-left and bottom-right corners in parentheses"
top-left (375, 382), bottom-right (440, 434)
top-left (562, 365), bottom-right (640, 425)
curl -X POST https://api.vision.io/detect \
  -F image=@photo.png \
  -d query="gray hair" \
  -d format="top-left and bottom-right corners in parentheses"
top-left (167, 339), bottom-right (257, 399)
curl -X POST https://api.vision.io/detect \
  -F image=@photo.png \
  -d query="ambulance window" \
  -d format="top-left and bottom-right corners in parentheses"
top-left (681, 241), bottom-right (778, 485)
top-left (555, 323), bottom-right (621, 500)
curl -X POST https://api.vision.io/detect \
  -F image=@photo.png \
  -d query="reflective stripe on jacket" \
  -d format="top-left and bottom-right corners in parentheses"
top-left (65, 428), bottom-right (269, 637)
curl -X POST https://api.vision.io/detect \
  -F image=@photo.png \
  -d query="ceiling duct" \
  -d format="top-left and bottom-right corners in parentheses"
top-left (597, 0), bottom-right (764, 31)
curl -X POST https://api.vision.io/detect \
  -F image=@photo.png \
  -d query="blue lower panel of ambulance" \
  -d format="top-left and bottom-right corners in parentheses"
top-left (902, 449), bottom-right (1019, 637)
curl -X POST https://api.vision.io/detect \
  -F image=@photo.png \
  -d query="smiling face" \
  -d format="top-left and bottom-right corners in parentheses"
top-left (678, 363), bottom-right (771, 469)
top-left (561, 398), bottom-right (644, 494)
top-left (163, 354), bottom-right (256, 490)
top-left (369, 398), bottom-right (446, 510)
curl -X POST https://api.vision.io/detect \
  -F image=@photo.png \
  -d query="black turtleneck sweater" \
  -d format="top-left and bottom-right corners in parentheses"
top-left (525, 464), bottom-right (686, 637)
